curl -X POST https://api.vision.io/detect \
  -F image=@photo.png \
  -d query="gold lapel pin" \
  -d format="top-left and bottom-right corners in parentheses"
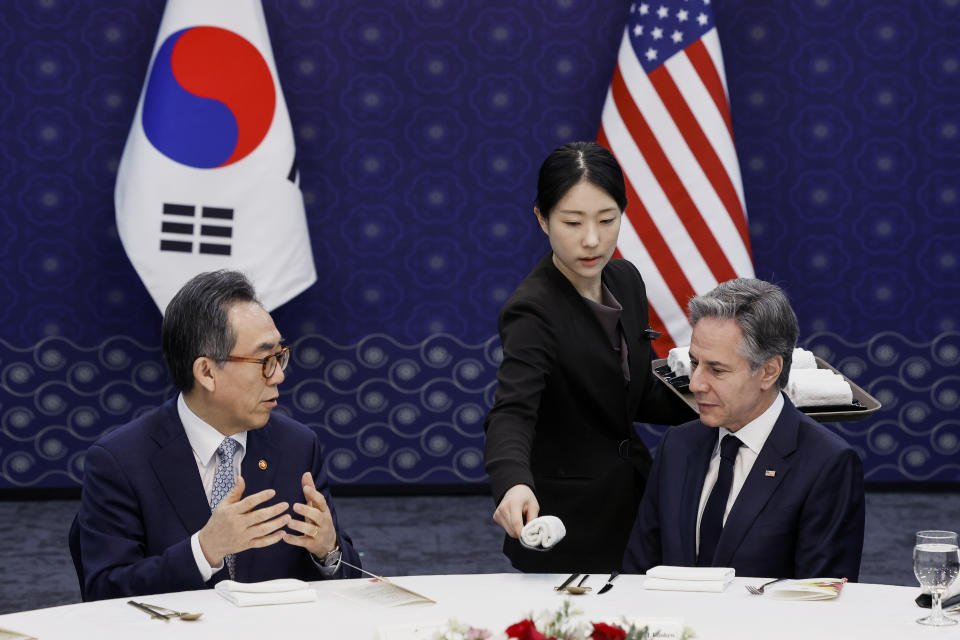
top-left (765, 469), bottom-right (776, 477)
top-left (258, 459), bottom-right (267, 470)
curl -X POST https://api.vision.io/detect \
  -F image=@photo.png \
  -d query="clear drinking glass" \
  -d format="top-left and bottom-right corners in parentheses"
top-left (914, 530), bottom-right (960, 626)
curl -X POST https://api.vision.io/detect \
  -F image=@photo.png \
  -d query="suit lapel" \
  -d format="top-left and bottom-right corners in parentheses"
top-left (712, 400), bottom-right (800, 567)
top-left (234, 423), bottom-right (285, 581)
top-left (548, 257), bottom-right (617, 364)
top-left (149, 402), bottom-right (211, 535)
top-left (681, 426), bottom-right (716, 564)
top-left (240, 424), bottom-right (283, 494)
top-left (602, 263), bottom-right (639, 381)
top-left (619, 295), bottom-right (645, 399)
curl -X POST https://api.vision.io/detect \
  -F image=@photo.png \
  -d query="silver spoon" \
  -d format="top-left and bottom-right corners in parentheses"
top-left (564, 574), bottom-right (592, 595)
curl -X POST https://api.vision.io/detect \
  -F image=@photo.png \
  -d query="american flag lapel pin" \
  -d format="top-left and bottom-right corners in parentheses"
top-left (765, 469), bottom-right (776, 477)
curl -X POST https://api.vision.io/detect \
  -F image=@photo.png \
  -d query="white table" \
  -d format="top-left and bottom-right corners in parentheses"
top-left (0, 574), bottom-right (934, 639)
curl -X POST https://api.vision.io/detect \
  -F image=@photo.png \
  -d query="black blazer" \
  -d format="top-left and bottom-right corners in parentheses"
top-left (483, 253), bottom-right (695, 572)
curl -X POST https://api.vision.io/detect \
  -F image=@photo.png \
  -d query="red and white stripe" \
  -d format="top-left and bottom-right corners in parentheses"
top-left (600, 28), bottom-right (753, 354)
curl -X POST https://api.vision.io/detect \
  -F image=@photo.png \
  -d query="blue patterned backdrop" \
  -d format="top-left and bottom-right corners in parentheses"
top-left (1, 0), bottom-right (958, 489)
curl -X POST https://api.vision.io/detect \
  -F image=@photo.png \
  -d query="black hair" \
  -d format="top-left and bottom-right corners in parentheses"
top-left (534, 141), bottom-right (627, 218)
top-left (161, 270), bottom-right (259, 392)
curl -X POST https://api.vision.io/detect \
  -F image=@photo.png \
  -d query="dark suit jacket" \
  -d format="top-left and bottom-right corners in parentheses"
top-left (77, 399), bottom-right (361, 601)
top-left (622, 396), bottom-right (865, 580)
top-left (484, 253), bottom-right (695, 573)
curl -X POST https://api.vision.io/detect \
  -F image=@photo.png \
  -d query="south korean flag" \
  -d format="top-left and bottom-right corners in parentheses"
top-left (115, 0), bottom-right (316, 313)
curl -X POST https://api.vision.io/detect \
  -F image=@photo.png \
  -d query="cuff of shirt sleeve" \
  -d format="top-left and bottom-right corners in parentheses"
top-left (191, 531), bottom-right (223, 582)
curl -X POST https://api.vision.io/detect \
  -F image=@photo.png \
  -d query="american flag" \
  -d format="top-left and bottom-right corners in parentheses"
top-left (599, 1), bottom-right (754, 354)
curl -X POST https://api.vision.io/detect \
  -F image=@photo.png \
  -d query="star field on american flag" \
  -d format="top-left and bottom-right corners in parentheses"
top-left (630, 1), bottom-right (715, 72)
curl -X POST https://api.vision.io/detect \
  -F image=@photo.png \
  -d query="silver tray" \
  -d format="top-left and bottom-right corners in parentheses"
top-left (651, 356), bottom-right (881, 423)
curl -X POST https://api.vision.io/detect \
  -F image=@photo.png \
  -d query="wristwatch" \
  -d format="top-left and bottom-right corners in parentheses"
top-left (320, 542), bottom-right (341, 568)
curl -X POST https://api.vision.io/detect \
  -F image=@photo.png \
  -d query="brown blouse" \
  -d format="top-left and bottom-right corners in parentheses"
top-left (583, 284), bottom-right (630, 383)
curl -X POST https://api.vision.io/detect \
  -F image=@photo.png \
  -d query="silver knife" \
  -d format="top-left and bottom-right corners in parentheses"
top-left (598, 571), bottom-right (620, 594)
top-left (554, 573), bottom-right (581, 591)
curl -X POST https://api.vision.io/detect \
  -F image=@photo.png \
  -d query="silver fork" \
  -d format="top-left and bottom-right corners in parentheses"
top-left (745, 577), bottom-right (788, 595)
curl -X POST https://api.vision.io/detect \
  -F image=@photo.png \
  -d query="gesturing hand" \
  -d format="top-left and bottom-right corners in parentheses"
top-left (197, 476), bottom-right (291, 567)
top-left (281, 471), bottom-right (338, 556)
top-left (493, 484), bottom-right (540, 539)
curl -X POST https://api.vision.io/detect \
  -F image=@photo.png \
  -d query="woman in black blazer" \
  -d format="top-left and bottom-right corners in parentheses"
top-left (483, 142), bottom-right (695, 573)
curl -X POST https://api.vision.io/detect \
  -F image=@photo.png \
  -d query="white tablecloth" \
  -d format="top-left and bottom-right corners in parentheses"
top-left (0, 574), bottom-right (932, 639)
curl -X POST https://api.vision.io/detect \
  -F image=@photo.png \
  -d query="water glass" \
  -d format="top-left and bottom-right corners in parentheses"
top-left (914, 530), bottom-right (960, 626)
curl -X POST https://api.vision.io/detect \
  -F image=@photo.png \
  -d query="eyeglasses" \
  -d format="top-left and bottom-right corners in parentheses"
top-left (220, 345), bottom-right (290, 378)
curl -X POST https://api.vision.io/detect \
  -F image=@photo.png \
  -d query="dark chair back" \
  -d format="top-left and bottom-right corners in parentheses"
top-left (68, 513), bottom-right (86, 601)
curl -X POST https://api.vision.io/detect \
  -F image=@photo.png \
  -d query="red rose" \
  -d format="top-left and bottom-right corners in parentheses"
top-left (590, 622), bottom-right (627, 640)
top-left (505, 619), bottom-right (547, 640)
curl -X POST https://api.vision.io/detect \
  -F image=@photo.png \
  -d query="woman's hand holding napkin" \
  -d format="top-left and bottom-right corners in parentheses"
top-left (643, 565), bottom-right (735, 592)
top-left (214, 579), bottom-right (317, 607)
top-left (520, 515), bottom-right (566, 550)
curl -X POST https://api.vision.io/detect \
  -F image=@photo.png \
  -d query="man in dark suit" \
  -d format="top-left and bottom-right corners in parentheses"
top-left (622, 278), bottom-right (865, 580)
top-left (76, 270), bottom-right (360, 601)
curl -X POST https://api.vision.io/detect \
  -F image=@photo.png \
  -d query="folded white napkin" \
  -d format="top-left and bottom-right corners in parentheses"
top-left (643, 578), bottom-right (730, 592)
top-left (791, 348), bottom-right (817, 370)
top-left (520, 515), bottom-right (566, 549)
top-left (667, 346), bottom-right (690, 377)
top-left (646, 565), bottom-right (735, 581)
top-left (643, 565), bottom-right (735, 592)
top-left (214, 579), bottom-right (318, 607)
top-left (786, 368), bottom-right (852, 407)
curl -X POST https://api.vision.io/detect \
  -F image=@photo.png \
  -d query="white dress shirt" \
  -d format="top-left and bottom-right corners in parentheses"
top-left (695, 392), bottom-right (784, 554)
top-left (178, 393), bottom-right (248, 581)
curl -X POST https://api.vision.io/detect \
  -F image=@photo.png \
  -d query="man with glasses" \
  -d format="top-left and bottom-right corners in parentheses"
top-left (74, 270), bottom-right (360, 601)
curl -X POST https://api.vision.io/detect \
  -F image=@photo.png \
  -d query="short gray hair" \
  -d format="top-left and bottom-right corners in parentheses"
top-left (688, 278), bottom-right (798, 389)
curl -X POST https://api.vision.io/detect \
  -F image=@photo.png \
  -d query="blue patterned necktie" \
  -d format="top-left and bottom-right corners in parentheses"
top-left (697, 434), bottom-right (743, 567)
top-left (210, 436), bottom-right (239, 579)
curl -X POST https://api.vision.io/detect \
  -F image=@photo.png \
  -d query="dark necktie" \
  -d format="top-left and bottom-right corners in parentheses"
top-left (697, 434), bottom-right (743, 566)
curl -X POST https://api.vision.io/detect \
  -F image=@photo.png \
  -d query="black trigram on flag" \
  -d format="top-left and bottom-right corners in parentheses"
top-left (159, 203), bottom-right (233, 256)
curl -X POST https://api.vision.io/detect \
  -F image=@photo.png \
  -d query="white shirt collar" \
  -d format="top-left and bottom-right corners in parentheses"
top-left (177, 393), bottom-right (247, 466)
top-left (715, 391), bottom-right (784, 455)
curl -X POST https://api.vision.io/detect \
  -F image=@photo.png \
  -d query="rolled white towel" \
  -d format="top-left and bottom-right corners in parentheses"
top-left (791, 348), bottom-right (817, 369)
top-left (520, 515), bottom-right (566, 550)
top-left (786, 370), bottom-right (853, 407)
top-left (214, 579), bottom-right (317, 607)
top-left (667, 346), bottom-right (690, 377)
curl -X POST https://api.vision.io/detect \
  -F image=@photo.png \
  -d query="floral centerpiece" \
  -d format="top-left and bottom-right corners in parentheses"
top-left (430, 601), bottom-right (693, 640)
